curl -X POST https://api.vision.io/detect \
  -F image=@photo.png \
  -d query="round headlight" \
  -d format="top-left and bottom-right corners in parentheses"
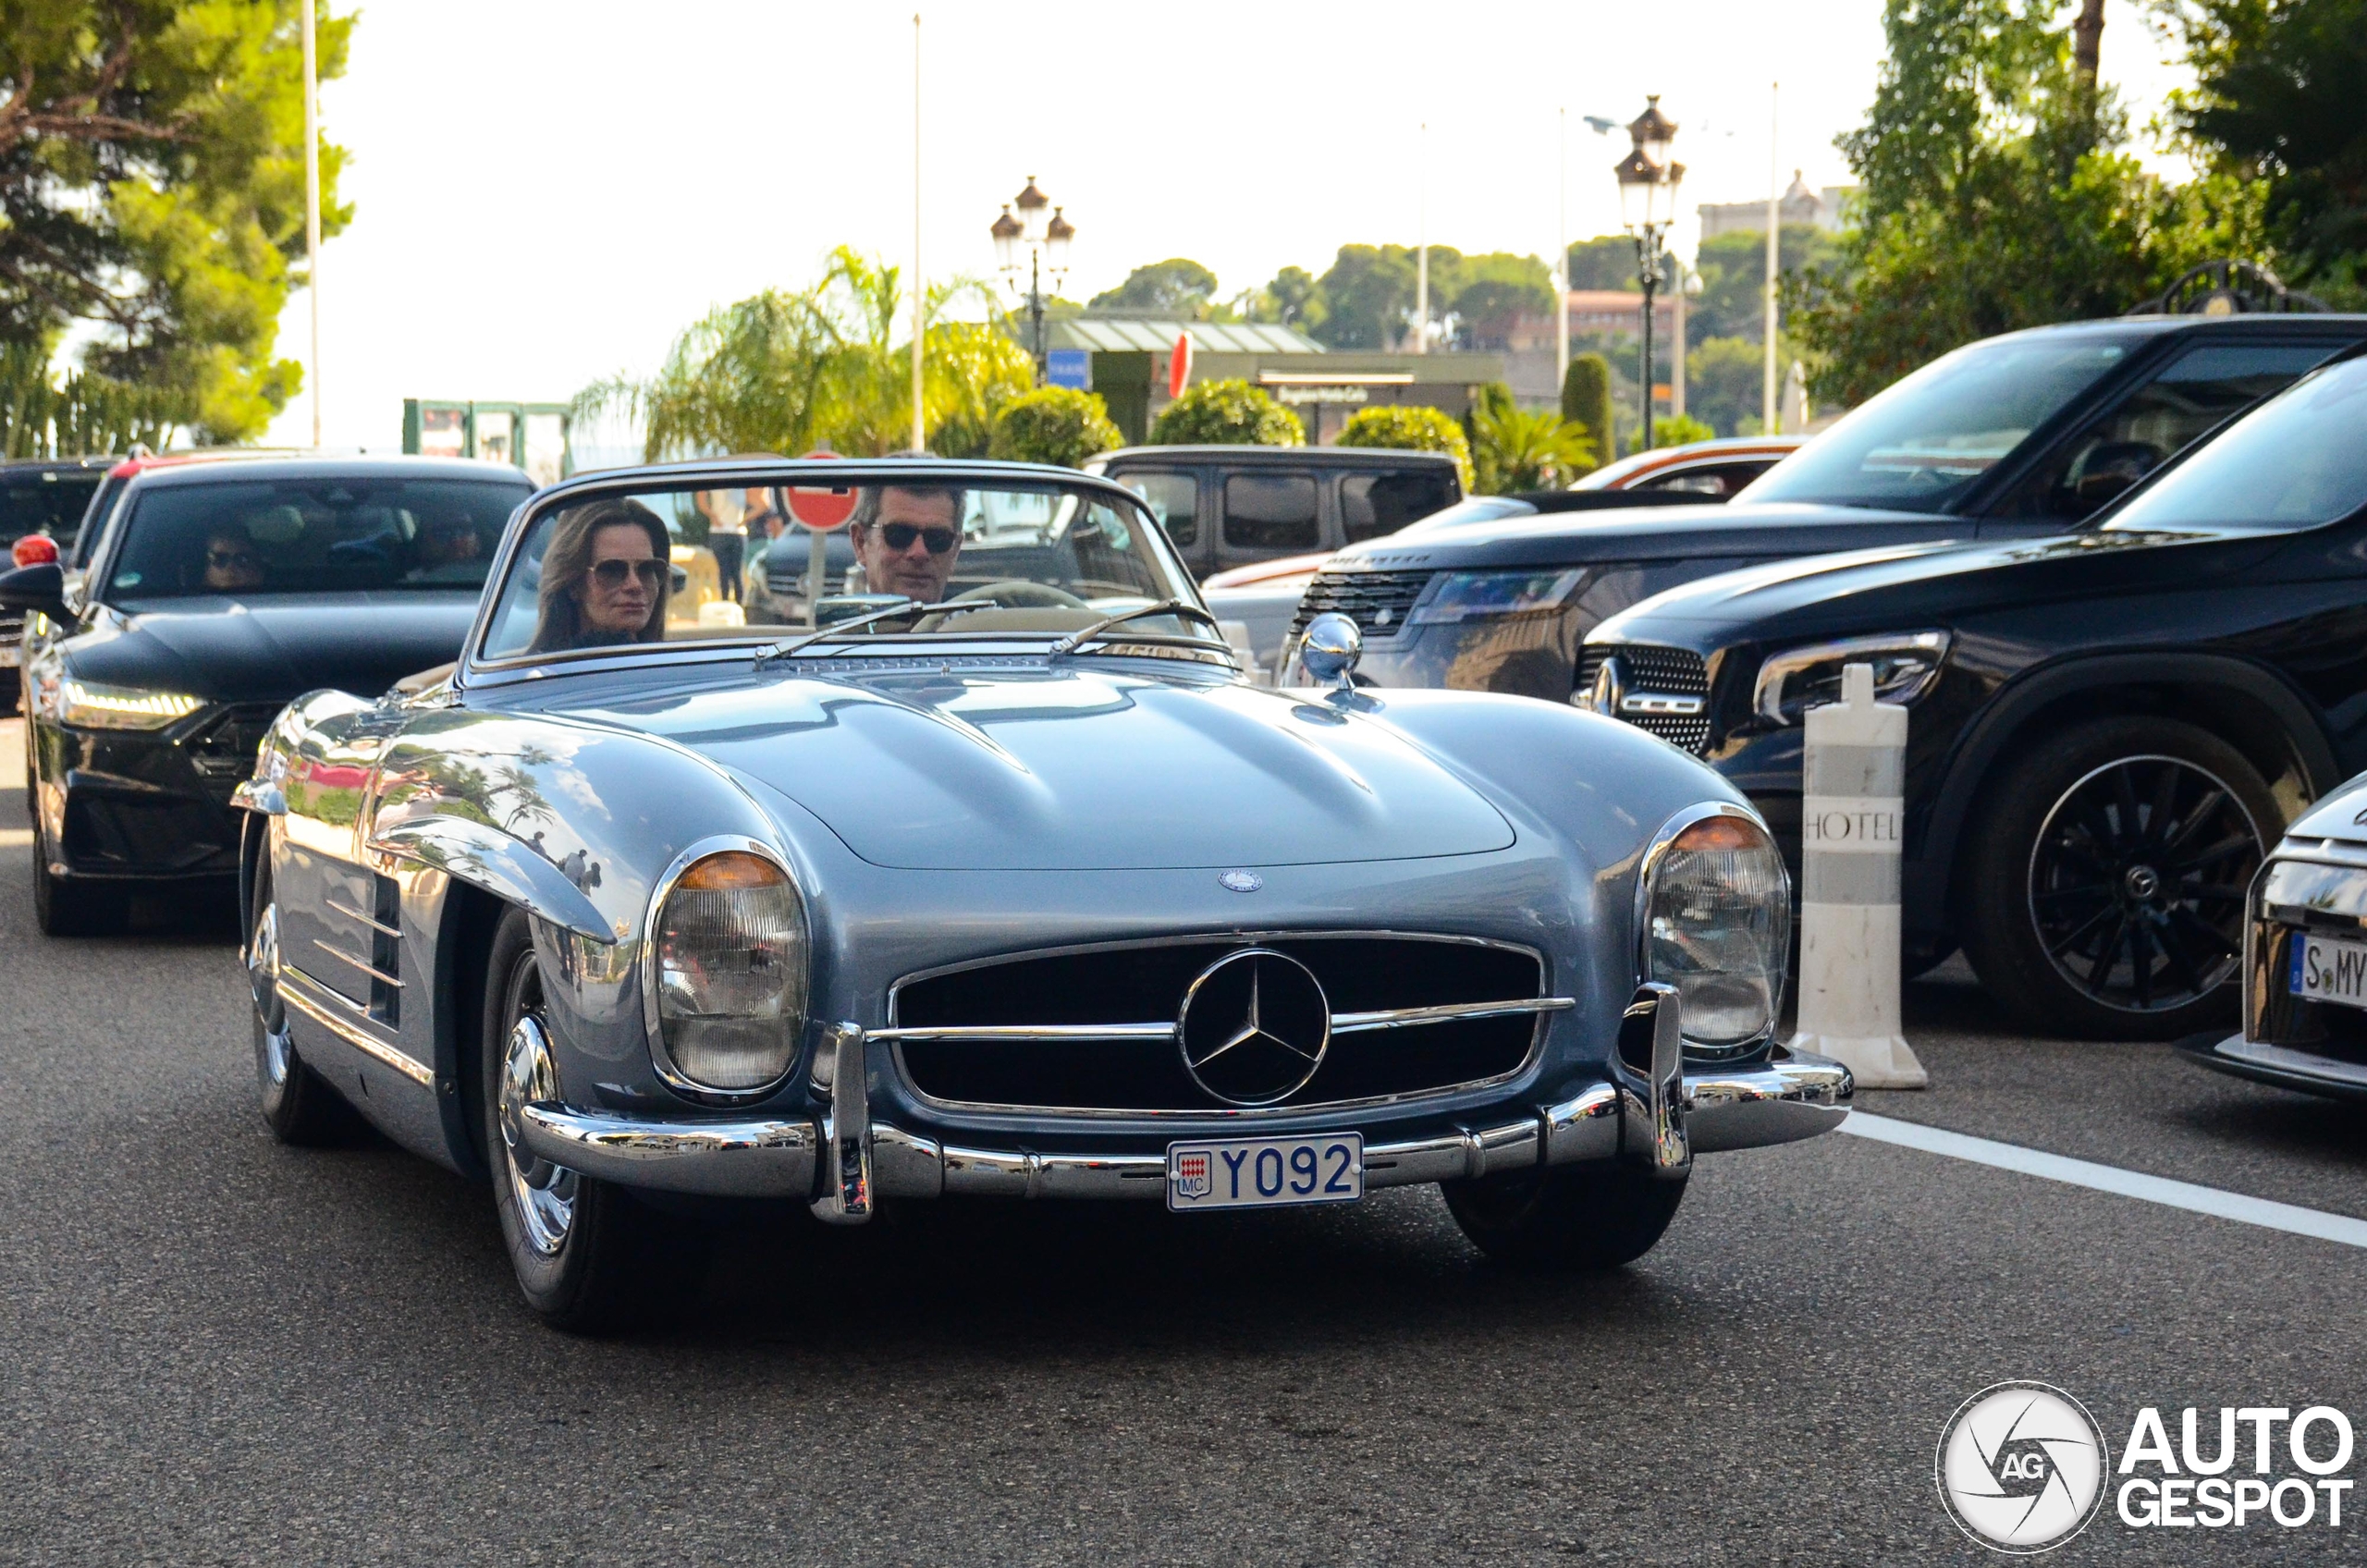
top-left (653, 850), bottom-right (809, 1092)
top-left (1641, 809), bottom-right (1790, 1054)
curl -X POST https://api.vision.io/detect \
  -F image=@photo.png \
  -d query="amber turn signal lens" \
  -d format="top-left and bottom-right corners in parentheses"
top-left (674, 851), bottom-right (786, 892)
top-left (1671, 815), bottom-right (1760, 853)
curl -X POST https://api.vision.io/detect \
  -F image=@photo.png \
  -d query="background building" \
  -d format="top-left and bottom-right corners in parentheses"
top-left (1698, 173), bottom-right (1857, 239)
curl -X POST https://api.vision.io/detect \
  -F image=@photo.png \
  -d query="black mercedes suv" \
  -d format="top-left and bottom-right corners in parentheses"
top-left (1282, 313), bottom-right (2367, 700)
top-left (1579, 347), bottom-right (2367, 1040)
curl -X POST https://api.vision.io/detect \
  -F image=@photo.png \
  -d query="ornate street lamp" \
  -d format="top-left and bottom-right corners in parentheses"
top-left (991, 177), bottom-right (1073, 381)
top-left (1614, 97), bottom-right (1684, 447)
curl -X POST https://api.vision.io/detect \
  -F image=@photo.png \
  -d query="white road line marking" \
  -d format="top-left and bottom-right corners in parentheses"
top-left (1842, 1110), bottom-right (2367, 1251)
top-left (0, 827), bottom-right (29, 848)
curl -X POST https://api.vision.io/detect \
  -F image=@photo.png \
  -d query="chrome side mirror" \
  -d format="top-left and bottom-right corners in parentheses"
top-left (1300, 611), bottom-right (1363, 692)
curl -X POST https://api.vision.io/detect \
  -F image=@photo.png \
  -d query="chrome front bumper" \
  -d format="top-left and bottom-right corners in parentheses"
top-left (518, 1027), bottom-right (1853, 1220)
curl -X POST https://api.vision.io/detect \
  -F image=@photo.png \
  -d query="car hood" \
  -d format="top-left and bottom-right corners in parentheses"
top-left (1329, 500), bottom-right (1958, 572)
top-left (68, 593), bottom-right (483, 703)
top-left (558, 665), bottom-right (1519, 871)
top-left (1590, 524), bottom-right (2282, 645)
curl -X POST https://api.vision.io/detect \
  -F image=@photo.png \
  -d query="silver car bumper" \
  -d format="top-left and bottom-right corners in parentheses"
top-left (518, 1040), bottom-right (1851, 1217)
top-left (2180, 1030), bottom-right (2367, 1102)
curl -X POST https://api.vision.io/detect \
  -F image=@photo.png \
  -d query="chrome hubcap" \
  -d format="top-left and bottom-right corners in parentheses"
top-left (498, 1014), bottom-right (577, 1256)
top-left (2028, 754), bottom-right (2262, 1013)
top-left (249, 901), bottom-right (292, 1087)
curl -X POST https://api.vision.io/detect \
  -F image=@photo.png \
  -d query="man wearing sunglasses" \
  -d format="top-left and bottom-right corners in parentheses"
top-left (849, 483), bottom-right (967, 605)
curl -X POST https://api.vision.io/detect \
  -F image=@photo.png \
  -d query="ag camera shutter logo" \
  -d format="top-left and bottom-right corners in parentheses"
top-left (1937, 1381), bottom-right (2110, 1552)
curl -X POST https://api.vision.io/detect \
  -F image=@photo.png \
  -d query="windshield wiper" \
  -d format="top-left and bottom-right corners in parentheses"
top-left (1048, 599), bottom-right (1228, 657)
top-left (754, 598), bottom-right (958, 664)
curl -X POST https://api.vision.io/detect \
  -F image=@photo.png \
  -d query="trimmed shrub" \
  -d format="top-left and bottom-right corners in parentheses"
top-left (1650, 412), bottom-right (1717, 449)
top-left (987, 386), bottom-right (1124, 468)
top-left (1337, 404), bottom-right (1474, 492)
top-left (1149, 378), bottom-right (1306, 446)
top-left (1559, 353), bottom-right (1613, 474)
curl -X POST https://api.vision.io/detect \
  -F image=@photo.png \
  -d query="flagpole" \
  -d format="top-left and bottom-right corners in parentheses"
top-left (301, 0), bottom-right (322, 447)
top-left (1556, 107), bottom-right (1569, 398)
top-left (910, 13), bottom-right (926, 452)
top-left (1763, 81), bottom-right (1779, 437)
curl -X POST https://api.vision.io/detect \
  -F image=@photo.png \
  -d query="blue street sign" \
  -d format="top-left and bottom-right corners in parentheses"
top-left (1046, 349), bottom-right (1091, 390)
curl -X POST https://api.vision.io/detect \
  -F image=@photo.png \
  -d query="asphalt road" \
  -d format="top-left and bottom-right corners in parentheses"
top-left (5, 717), bottom-right (2366, 1565)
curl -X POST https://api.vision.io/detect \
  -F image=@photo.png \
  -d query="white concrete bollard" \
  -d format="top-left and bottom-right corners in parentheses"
top-left (1788, 662), bottom-right (1929, 1088)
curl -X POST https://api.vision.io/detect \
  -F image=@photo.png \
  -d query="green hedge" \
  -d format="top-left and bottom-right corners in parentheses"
top-left (1148, 378), bottom-right (1306, 446)
top-left (1337, 404), bottom-right (1474, 492)
top-left (987, 386), bottom-right (1124, 468)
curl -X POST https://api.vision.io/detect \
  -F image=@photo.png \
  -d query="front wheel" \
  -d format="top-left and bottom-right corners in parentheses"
top-left (1443, 1162), bottom-right (1686, 1270)
top-left (31, 815), bottom-right (124, 937)
top-left (1956, 717), bottom-right (2275, 1040)
top-left (250, 872), bottom-right (357, 1145)
top-left (482, 908), bottom-right (676, 1333)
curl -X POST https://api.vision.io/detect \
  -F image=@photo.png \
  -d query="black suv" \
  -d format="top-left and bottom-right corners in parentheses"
top-left (1282, 314), bottom-right (2367, 699)
top-left (1085, 444), bottom-right (1463, 581)
top-left (1580, 348), bottom-right (2367, 1040)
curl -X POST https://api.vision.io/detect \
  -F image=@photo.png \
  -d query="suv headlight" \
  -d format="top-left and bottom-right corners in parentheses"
top-left (1640, 806), bottom-right (1790, 1055)
top-left (650, 847), bottom-right (809, 1093)
top-left (1408, 569), bottom-right (1587, 625)
top-left (1752, 631), bottom-right (1949, 726)
top-left (56, 679), bottom-right (206, 730)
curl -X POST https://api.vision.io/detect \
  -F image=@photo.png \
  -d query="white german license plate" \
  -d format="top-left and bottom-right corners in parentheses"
top-left (1166, 1133), bottom-right (1362, 1212)
top-left (2289, 930), bottom-right (2367, 1009)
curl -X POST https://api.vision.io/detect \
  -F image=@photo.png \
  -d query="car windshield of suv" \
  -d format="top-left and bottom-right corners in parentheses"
top-left (1, 469), bottom-right (101, 545)
top-left (2103, 357), bottom-right (2367, 533)
top-left (1735, 333), bottom-right (2146, 513)
top-left (106, 477), bottom-right (526, 598)
top-left (478, 476), bottom-right (1208, 662)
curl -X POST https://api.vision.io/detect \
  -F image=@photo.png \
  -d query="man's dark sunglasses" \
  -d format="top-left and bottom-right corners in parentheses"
top-left (592, 557), bottom-right (668, 588)
top-left (877, 522), bottom-right (958, 555)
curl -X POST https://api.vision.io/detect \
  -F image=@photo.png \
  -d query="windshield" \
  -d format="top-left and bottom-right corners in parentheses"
top-left (1, 469), bottom-right (101, 545)
top-left (107, 477), bottom-right (527, 599)
top-left (478, 475), bottom-right (1207, 662)
top-left (2104, 357), bottom-right (2367, 533)
top-left (1737, 332), bottom-right (2146, 513)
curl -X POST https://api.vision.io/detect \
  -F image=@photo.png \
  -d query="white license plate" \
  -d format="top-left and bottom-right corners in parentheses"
top-left (2290, 931), bottom-right (2367, 1009)
top-left (1167, 1133), bottom-right (1362, 1212)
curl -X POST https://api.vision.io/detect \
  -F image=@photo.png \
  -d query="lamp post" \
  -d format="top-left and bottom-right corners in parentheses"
top-left (991, 177), bottom-right (1073, 383)
top-left (1614, 96), bottom-right (1683, 449)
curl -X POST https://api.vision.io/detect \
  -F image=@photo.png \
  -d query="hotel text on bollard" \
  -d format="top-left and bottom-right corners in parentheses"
top-left (1787, 662), bottom-right (1929, 1088)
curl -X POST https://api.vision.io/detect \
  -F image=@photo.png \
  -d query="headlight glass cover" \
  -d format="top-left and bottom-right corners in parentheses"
top-left (654, 851), bottom-right (809, 1092)
top-left (1642, 809), bottom-right (1791, 1053)
top-left (55, 679), bottom-right (206, 730)
top-left (1753, 631), bottom-right (1949, 726)
top-left (1407, 569), bottom-right (1587, 625)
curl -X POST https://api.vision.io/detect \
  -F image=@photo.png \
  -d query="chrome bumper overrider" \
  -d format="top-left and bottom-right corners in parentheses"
top-left (516, 1025), bottom-right (1852, 1219)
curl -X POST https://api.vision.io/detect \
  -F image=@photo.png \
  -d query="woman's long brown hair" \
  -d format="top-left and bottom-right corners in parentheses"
top-left (529, 498), bottom-right (672, 652)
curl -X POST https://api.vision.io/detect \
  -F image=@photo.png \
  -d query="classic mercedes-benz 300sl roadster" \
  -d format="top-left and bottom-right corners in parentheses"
top-left (234, 458), bottom-right (1850, 1329)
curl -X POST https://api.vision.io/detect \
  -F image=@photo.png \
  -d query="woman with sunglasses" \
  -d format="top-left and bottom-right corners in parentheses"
top-left (529, 498), bottom-right (673, 652)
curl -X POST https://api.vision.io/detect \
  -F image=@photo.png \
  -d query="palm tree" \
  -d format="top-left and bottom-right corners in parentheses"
top-left (576, 249), bottom-right (1034, 461)
top-left (1473, 404), bottom-right (1597, 492)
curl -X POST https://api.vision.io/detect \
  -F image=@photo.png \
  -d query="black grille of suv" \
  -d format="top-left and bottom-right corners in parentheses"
top-left (1289, 570), bottom-right (1433, 642)
top-left (185, 704), bottom-right (281, 801)
top-left (1576, 643), bottom-right (1712, 753)
top-left (893, 935), bottom-right (1546, 1113)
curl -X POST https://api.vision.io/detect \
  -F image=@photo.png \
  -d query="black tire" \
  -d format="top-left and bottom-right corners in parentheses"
top-left (31, 815), bottom-right (124, 937)
top-left (248, 857), bottom-right (358, 1145)
top-left (1443, 1162), bottom-right (1687, 1270)
top-left (1956, 716), bottom-right (2276, 1041)
top-left (481, 907), bottom-right (673, 1334)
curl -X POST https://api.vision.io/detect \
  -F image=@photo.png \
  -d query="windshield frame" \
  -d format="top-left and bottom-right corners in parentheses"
top-left (460, 459), bottom-right (1220, 688)
top-left (1731, 326), bottom-right (2158, 515)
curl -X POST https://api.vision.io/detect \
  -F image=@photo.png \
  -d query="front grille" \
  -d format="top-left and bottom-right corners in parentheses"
top-left (185, 704), bottom-right (280, 801)
top-left (1578, 643), bottom-right (1712, 754)
top-left (894, 935), bottom-right (1546, 1114)
top-left (1289, 570), bottom-right (1433, 642)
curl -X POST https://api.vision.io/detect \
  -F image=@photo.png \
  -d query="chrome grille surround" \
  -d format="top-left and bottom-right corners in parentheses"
top-left (1577, 643), bottom-right (1712, 753)
top-left (884, 930), bottom-right (1560, 1119)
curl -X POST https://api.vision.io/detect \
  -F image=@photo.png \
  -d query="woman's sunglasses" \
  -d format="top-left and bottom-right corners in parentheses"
top-left (591, 558), bottom-right (668, 588)
top-left (207, 547), bottom-right (261, 569)
top-left (876, 522), bottom-right (959, 555)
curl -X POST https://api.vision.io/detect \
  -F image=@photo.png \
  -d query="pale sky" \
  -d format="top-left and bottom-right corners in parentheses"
top-left (259, 0), bottom-right (2197, 452)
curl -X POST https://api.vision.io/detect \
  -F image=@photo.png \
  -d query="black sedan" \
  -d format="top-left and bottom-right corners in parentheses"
top-left (1283, 312), bottom-right (2367, 700)
top-left (0, 456), bottom-right (533, 934)
top-left (0, 457), bottom-right (113, 710)
top-left (1578, 347), bottom-right (2367, 1040)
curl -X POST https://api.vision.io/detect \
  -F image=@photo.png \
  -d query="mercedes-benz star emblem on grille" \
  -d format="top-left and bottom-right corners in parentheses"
top-left (1218, 870), bottom-right (1263, 893)
top-left (1585, 655), bottom-right (1626, 717)
top-left (1176, 948), bottom-right (1331, 1106)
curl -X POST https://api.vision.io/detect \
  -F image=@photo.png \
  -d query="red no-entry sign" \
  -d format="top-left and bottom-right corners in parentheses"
top-left (787, 450), bottom-right (855, 531)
